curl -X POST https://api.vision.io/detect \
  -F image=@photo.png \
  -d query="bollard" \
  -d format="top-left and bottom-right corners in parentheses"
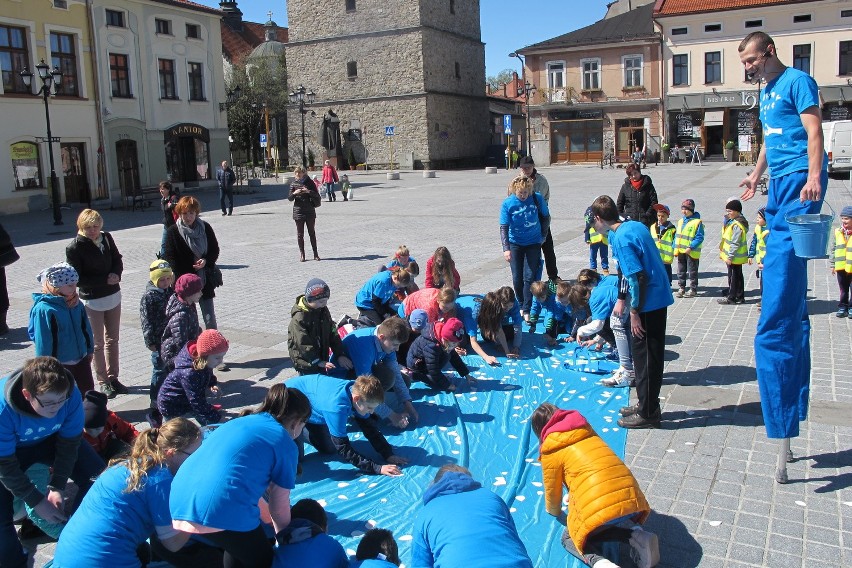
top-left (387, 172), bottom-right (400, 180)
top-left (485, 167), bottom-right (497, 174)
top-left (422, 170), bottom-right (436, 178)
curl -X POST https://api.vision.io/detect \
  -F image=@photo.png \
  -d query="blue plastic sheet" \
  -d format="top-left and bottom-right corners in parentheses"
top-left (292, 335), bottom-right (626, 567)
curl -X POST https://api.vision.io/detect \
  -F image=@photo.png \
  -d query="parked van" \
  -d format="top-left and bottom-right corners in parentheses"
top-left (823, 120), bottom-right (852, 174)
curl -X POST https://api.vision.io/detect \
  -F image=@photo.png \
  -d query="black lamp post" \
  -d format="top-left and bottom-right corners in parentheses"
top-left (20, 59), bottom-right (63, 225)
top-left (219, 85), bottom-right (242, 112)
top-left (509, 52), bottom-right (536, 158)
top-left (288, 84), bottom-right (316, 168)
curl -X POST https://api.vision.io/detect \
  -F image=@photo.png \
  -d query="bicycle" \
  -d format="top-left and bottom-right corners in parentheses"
top-left (600, 152), bottom-right (615, 169)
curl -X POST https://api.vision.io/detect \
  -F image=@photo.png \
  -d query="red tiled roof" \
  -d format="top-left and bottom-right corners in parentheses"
top-left (150, 0), bottom-right (224, 16)
top-left (654, 0), bottom-right (806, 16)
top-left (221, 21), bottom-right (289, 64)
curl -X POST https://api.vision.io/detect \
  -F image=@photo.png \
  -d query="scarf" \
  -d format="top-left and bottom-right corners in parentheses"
top-left (78, 230), bottom-right (105, 251)
top-left (176, 217), bottom-right (208, 259)
top-left (43, 281), bottom-right (80, 309)
top-left (630, 178), bottom-right (643, 190)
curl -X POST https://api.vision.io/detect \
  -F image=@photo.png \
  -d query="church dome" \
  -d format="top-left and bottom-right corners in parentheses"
top-left (248, 18), bottom-right (285, 60)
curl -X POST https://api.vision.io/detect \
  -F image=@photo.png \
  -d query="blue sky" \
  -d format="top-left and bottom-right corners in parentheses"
top-left (196, 0), bottom-right (610, 76)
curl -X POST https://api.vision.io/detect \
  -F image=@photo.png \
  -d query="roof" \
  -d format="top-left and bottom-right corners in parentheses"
top-left (519, 3), bottom-right (658, 52)
top-left (149, 0), bottom-right (223, 17)
top-left (221, 21), bottom-right (289, 64)
top-left (654, 0), bottom-right (809, 16)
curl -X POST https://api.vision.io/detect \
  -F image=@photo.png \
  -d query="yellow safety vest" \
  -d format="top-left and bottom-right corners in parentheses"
top-left (754, 225), bottom-right (769, 264)
top-left (834, 229), bottom-right (852, 272)
top-left (651, 224), bottom-right (675, 264)
top-left (720, 219), bottom-right (748, 264)
top-left (674, 218), bottom-right (702, 258)
top-left (589, 227), bottom-right (608, 245)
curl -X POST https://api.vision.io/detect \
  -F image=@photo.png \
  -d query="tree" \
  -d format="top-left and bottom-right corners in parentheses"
top-left (486, 68), bottom-right (516, 92)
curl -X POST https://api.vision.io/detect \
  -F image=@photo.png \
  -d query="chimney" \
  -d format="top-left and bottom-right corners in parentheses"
top-left (220, 1), bottom-right (243, 31)
top-left (264, 19), bottom-right (278, 42)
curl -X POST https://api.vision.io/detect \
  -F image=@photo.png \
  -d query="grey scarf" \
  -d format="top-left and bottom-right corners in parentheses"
top-left (176, 217), bottom-right (209, 286)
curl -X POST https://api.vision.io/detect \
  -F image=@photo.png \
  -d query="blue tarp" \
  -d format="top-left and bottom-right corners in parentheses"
top-left (292, 336), bottom-right (627, 567)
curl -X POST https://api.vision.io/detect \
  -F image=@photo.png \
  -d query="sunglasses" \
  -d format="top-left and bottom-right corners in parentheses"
top-left (33, 394), bottom-right (69, 409)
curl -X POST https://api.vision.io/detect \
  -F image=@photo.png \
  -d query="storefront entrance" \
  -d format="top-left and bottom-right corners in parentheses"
top-left (550, 119), bottom-right (603, 163)
top-left (615, 119), bottom-right (645, 160)
top-left (60, 143), bottom-right (90, 204)
top-left (116, 140), bottom-right (140, 202)
top-left (164, 123), bottom-right (210, 185)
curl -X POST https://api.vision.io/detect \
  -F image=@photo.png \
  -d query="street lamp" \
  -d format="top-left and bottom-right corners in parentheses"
top-left (219, 85), bottom-right (242, 112)
top-left (20, 59), bottom-right (64, 225)
top-left (288, 84), bottom-right (316, 168)
top-left (509, 52), bottom-right (536, 158)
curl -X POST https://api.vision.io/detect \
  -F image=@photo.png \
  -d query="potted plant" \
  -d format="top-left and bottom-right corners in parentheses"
top-left (662, 143), bottom-right (670, 162)
top-left (725, 140), bottom-right (736, 162)
top-left (307, 148), bottom-right (316, 170)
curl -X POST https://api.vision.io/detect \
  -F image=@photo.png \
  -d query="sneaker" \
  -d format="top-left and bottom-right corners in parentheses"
top-left (100, 382), bottom-right (117, 399)
top-left (17, 518), bottom-right (48, 541)
top-left (618, 413), bottom-right (661, 429)
top-left (717, 297), bottom-right (735, 305)
top-left (683, 289), bottom-right (696, 298)
top-left (836, 307), bottom-right (848, 318)
top-left (110, 379), bottom-right (130, 395)
top-left (848, 310), bottom-right (852, 319)
top-left (734, 297), bottom-right (746, 304)
top-left (675, 288), bottom-right (685, 298)
top-left (619, 404), bottom-right (640, 417)
top-left (629, 527), bottom-right (660, 568)
top-left (602, 268), bottom-right (610, 276)
top-left (592, 560), bottom-right (620, 568)
top-left (600, 368), bottom-right (634, 388)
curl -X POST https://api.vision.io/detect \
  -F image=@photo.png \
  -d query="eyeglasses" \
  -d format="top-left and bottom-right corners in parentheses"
top-left (150, 262), bottom-right (171, 272)
top-left (33, 394), bottom-right (69, 409)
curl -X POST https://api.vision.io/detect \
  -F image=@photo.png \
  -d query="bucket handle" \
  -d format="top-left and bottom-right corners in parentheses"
top-left (782, 198), bottom-right (835, 223)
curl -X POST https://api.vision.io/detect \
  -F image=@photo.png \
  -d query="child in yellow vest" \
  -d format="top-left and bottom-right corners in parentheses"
top-left (832, 206), bottom-right (852, 317)
top-left (718, 199), bottom-right (749, 305)
top-left (747, 207), bottom-right (769, 309)
top-left (651, 204), bottom-right (676, 283)
top-left (673, 199), bottom-right (704, 298)
top-left (583, 206), bottom-right (609, 275)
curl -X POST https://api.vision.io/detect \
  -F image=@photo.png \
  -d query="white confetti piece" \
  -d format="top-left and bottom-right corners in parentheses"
top-left (358, 477), bottom-right (369, 483)
top-left (494, 476), bottom-right (506, 486)
top-left (338, 495), bottom-right (348, 500)
top-left (317, 499), bottom-right (327, 507)
top-left (525, 458), bottom-right (534, 463)
top-left (398, 535), bottom-right (413, 542)
top-left (602, 428), bottom-right (609, 432)
top-left (510, 507), bottom-right (517, 513)
top-left (515, 495), bottom-right (526, 501)
top-left (508, 434), bottom-right (518, 439)
top-left (468, 396), bottom-right (478, 401)
top-left (531, 481), bottom-right (542, 487)
top-left (439, 426), bottom-right (448, 431)
top-left (685, 442), bottom-right (695, 446)
top-left (351, 530), bottom-right (364, 537)
top-left (795, 500), bottom-right (806, 507)
top-left (562, 398), bottom-right (570, 402)
top-left (537, 490), bottom-right (543, 495)
top-left (451, 450), bottom-right (460, 454)
top-left (666, 449), bottom-right (675, 453)
top-left (381, 498), bottom-right (387, 503)
top-left (707, 521), bottom-right (722, 527)
top-left (428, 430), bottom-right (434, 435)
top-left (357, 492), bottom-right (366, 498)
top-left (347, 549), bottom-right (356, 556)
top-left (369, 483), bottom-right (378, 488)
top-left (568, 390), bottom-right (576, 394)
top-left (366, 520), bottom-right (377, 528)
top-left (338, 482), bottom-right (349, 488)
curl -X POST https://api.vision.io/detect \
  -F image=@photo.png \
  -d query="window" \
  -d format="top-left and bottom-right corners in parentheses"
top-left (347, 60), bottom-right (357, 78)
top-left (11, 142), bottom-right (42, 189)
top-left (50, 32), bottom-right (78, 96)
top-left (705, 51), bottom-right (721, 84)
top-left (793, 44), bottom-right (811, 74)
top-left (0, 24), bottom-right (30, 94)
top-left (704, 23), bottom-right (721, 32)
top-left (793, 14), bottom-right (811, 23)
top-left (186, 24), bottom-right (200, 39)
top-left (671, 27), bottom-right (687, 35)
top-left (547, 61), bottom-right (565, 89)
top-left (109, 53), bottom-right (131, 97)
top-left (841, 41), bottom-right (852, 75)
top-left (623, 55), bottom-right (642, 87)
top-left (345, 0), bottom-right (356, 11)
top-left (842, 9), bottom-right (852, 17)
top-left (454, 61), bottom-right (460, 79)
top-left (672, 54), bottom-right (689, 86)
top-left (105, 9), bottom-right (124, 27)
top-left (155, 19), bottom-right (171, 35)
top-left (581, 58), bottom-right (600, 90)
top-left (53, 0), bottom-right (68, 8)
top-left (159, 59), bottom-right (177, 99)
top-left (745, 19), bottom-right (762, 28)
top-left (450, 0), bottom-right (455, 14)
top-left (188, 62), bottom-right (204, 100)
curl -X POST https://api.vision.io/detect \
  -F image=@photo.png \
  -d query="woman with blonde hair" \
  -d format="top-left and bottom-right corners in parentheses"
top-left (288, 166), bottom-right (322, 261)
top-left (66, 209), bottom-right (126, 398)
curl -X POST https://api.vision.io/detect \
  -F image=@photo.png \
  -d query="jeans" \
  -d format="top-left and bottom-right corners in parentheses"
top-left (219, 185), bottom-right (234, 214)
top-left (725, 263), bottom-right (745, 301)
top-left (295, 218), bottom-right (318, 257)
top-left (159, 226), bottom-right (169, 258)
top-left (326, 182), bottom-right (337, 201)
top-left (297, 423), bottom-right (337, 460)
top-left (610, 310), bottom-right (633, 371)
top-left (199, 297), bottom-right (217, 330)
top-left (0, 437), bottom-right (105, 568)
top-left (509, 242), bottom-right (542, 313)
top-left (0, 266), bottom-right (9, 311)
top-left (85, 303), bottom-right (121, 385)
top-left (561, 525), bottom-right (634, 567)
top-left (150, 349), bottom-right (168, 407)
top-left (589, 243), bottom-right (609, 270)
top-left (837, 270), bottom-right (852, 308)
top-left (676, 255), bottom-right (700, 291)
top-left (631, 307), bottom-right (667, 419)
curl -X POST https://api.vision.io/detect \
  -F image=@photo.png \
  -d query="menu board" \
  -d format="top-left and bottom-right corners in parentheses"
top-left (737, 111), bottom-right (758, 136)
top-left (826, 105), bottom-right (850, 121)
top-left (676, 113), bottom-right (693, 138)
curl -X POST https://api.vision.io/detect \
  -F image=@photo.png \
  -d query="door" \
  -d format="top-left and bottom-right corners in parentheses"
top-left (616, 119), bottom-right (645, 160)
top-left (116, 140), bottom-right (140, 201)
top-left (60, 143), bottom-right (90, 204)
top-left (550, 122), bottom-right (569, 163)
top-left (705, 125), bottom-right (724, 157)
top-left (180, 137), bottom-right (198, 183)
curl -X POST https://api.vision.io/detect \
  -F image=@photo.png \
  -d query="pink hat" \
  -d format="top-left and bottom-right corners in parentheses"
top-left (195, 330), bottom-right (229, 357)
top-left (175, 274), bottom-right (202, 299)
top-left (436, 318), bottom-right (465, 342)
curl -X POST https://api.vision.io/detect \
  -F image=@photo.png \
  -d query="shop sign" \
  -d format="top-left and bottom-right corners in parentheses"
top-left (164, 123), bottom-right (210, 142)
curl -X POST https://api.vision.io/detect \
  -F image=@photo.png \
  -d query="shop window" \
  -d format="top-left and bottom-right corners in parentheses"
top-left (623, 55), bottom-right (642, 88)
top-left (581, 58), bottom-right (600, 90)
top-left (50, 32), bottom-right (79, 96)
top-left (705, 51), bottom-right (721, 84)
top-left (105, 9), bottom-right (124, 27)
top-left (673, 54), bottom-right (689, 86)
top-left (745, 19), bottom-right (762, 28)
top-left (793, 45), bottom-right (811, 75)
top-left (842, 9), bottom-right (852, 17)
top-left (11, 142), bottom-right (42, 189)
top-left (155, 19), bottom-right (172, 35)
top-left (159, 58), bottom-right (177, 99)
top-left (0, 24), bottom-right (30, 94)
top-left (109, 53), bottom-right (131, 97)
top-left (188, 62), bottom-right (204, 100)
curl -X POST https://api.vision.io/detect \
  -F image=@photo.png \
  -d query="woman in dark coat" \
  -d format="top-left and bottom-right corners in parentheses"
top-left (616, 163), bottom-right (659, 227)
top-left (0, 222), bottom-right (19, 335)
top-left (158, 180), bottom-right (180, 258)
top-left (288, 166), bottom-right (322, 262)
top-left (163, 196), bottom-right (220, 330)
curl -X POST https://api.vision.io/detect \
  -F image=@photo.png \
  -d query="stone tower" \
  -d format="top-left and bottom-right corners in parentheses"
top-left (285, 0), bottom-right (489, 169)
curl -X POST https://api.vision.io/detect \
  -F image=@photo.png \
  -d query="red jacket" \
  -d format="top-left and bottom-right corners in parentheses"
top-left (321, 164), bottom-right (339, 184)
top-left (83, 412), bottom-right (139, 455)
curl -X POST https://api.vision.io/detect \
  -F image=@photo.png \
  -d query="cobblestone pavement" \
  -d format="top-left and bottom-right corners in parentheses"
top-left (1, 162), bottom-right (850, 567)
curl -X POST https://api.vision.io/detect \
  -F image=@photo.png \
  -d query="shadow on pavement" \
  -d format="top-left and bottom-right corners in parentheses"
top-left (666, 364), bottom-right (755, 386)
top-left (643, 511), bottom-right (703, 567)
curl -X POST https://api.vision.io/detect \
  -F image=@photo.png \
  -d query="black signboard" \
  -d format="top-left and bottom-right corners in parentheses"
top-left (737, 110), bottom-right (758, 136)
top-left (826, 105), bottom-right (851, 121)
top-left (549, 109), bottom-right (603, 121)
top-left (676, 113), bottom-right (693, 137)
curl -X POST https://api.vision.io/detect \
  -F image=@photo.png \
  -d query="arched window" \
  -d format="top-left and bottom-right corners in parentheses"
top-left (10, 142), bottom-right (42, 189)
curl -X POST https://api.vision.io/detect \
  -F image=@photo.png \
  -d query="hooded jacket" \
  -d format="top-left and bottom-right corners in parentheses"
top-left (539, 409), bottom-right (650, 554)
top-left (406, 324), bottom-right (469, 391)
top-left (411, 471), bottom-right (532, 568)
top-left (65, 231), bottom-right (123, 300)
top-left (160, 294), bottom-right (201, 368)
top-left (140, 283), bottom-right (173, 350)
top-left (616, 175), bottom-right (658, 227)
top-left (28, 293), bottom-right (93, 363)
top-left (157, 343), bottom-right (221, 425)
top-left (287, 295), bottom-right (346, 373)
top-left (272, 517), bottom-right (348, 568)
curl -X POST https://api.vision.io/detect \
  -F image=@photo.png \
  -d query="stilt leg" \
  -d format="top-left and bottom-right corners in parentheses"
top-left (775, 438), bottom-right (790, 484)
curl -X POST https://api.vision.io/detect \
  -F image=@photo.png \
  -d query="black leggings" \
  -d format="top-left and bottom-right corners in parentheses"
top-left (294, 218), bottom-right (318, 256)
top-left (200, 525), bottom-right (273, 568)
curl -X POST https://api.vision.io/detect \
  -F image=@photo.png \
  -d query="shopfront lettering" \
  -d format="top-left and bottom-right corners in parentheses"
top-left (170, 125), bottom-right (204, 137)
top-left (164, 123), bottom-right (210, 143)
top-left (740, 91), bottom-right (758, 110)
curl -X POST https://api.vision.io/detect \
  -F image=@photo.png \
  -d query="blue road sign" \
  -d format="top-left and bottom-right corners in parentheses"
top-left (384, 126), bottom-right (395, 136)
top-left (503, 114), bottom-right (512, 135)
top-left (259, 133), bottom-right (267, 147)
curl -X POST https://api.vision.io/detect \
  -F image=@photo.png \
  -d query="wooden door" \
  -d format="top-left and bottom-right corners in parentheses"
top-left (116, 140), bottom-right (140, 201)
top-left (60, 143), bottom-right (90, 204)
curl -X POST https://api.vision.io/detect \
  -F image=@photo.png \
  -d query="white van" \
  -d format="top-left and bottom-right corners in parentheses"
top-left (823, 120), bottom-right (852, 174)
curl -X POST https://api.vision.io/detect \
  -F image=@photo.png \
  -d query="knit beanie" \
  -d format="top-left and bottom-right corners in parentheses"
top-left (681, 199), bottom-right (695, 212)
top-left (408, 309), bottom-right (428, 331)
top-left (757, 207), bottom-right (766, 220)
top-left (725, 199), bottom-right (743, 213)
top-left (305, 278), bottom-right (330, 302)
top-left (83, 390), bottom-right (109, 429)
top-left (196, 329), bottom-right (229, 357)
top-left (37, 262), bottom-right (78, 287)
top-left (149, 259), bottom-right (173, 286)
top-left (841, 206), bottom-right (852, 218)
top-left (435, 317), bottom-right (465, 342)
top-left (174, 273), bottom-right (203, 299)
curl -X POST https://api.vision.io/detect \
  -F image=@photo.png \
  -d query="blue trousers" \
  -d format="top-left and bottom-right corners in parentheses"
top-left (509, 242), bottom-right (541, 313)
top-left (755, 169), bottom-right (827, 439)
top-left (589, 243), bottom-right (609, 270)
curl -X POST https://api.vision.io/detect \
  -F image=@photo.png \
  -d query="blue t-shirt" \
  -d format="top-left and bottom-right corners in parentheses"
top-left (500, 193), bottom-right (549, 246)
top-left (54, 465), bottom-right (173, 568)
top-left (286, 374), bottom-right (369, 438)
top-left (355, 271), bottom-right (398, 310)
top-left (340, 327), bottom-right (395, 376)
top-left (273, 530), bottom-right (348, 568)
top-left (0, 376), bottom-right (83, 454)
top-left (760, 66), bottom-right (827, 177)
top-left (608, 221), bottom-right (674, 313)
top-left (501, 299), bottom-right (522, 327)
top-left (589, 275), bottom-right (619, 320)
top-left (454, 294), bottom-right (483, 337)
top-left (170, 413), bottom-right (297, 532)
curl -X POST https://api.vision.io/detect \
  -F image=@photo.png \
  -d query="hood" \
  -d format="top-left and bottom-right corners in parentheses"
top-left (30, 292), bottom-right (69, 310)
top-left (422, 471), bottom-right (482, 506)
top-left (4, 367), bottom-right (73, 418)
top-left (146, 282), bottom-right (170, 296)
top-left (684, 211), bottom-right (701, 220)
top-left (291, 295), bottom-right (309, 317)
top-left (276, 518), bottom-right (323, 545)
top-left (734, 214), bottom-right (749, 230)
top-left (173, 344), bottom-right (195, 370)
top-left (165, 294), bottom-right (192, 319)
top-left (539, 409), bottom-right (588, 441)
top-left (658, 220), bottom-right (675, 231)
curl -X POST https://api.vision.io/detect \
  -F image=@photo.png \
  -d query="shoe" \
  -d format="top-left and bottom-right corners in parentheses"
top-left (314, 255), bottom-right (321, 261)
top-left (17, 518), bottom-right (48, 541)
top-left (717, 297), bottom-right (736, 305)
top-left (299, 253), bottom-right (306, 262)
top-left (145, 409), bottom-right (163, 428)
top-left (836, 307), bottom-right (848, 318)
top-left (848, 310), bottom-right (852, 319)
top-left (602, 269), bottom-right (610, 276)
top-left (110, 379), bottom-right (130, 395)
top-left (222, 212), bottom-right (227, 216)
top-left (675, 288), bottom-right (685, 298)
top-left (227, 211), bottom-right (232, 216)
top-left (734, 297), bottom-right (746, 304)
top-left (683, 289), bottom-right (696, 298)
top-left (629, 527), bottom-right (660, 568)
top-left (620, 404), bottom-right (640, 417)
top-left (618, 413), bottom-right (660, 429)
top-left (592, 560), bottom-right (620, 568)
top-left (101, 382), bottom-right (117, 399)
top-left (600, 368), bottom-right (634, 388)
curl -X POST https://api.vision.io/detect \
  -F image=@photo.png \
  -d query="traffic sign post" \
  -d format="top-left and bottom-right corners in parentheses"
top-left (504, 115), bottom-right (512, 169)
top-left (385, 126), bottom-right (395, 171)
top-left (259, 133), bottom-right (267, 148)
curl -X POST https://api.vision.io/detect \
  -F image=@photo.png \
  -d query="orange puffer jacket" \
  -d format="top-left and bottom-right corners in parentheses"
top-left (539, 410), bottom-right (650, 554)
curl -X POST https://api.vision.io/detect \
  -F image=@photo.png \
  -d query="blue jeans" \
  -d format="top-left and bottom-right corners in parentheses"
top-left (150, 349), bottom-right (168, 407)
top-left (509, 242), bottom-right (542, 313)
top-left (219, 185), bottom-right (233, 214)
top-left (159, 226), bottom-right (168, 258)
top-left (589, 243), bottom-right (609, 270)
